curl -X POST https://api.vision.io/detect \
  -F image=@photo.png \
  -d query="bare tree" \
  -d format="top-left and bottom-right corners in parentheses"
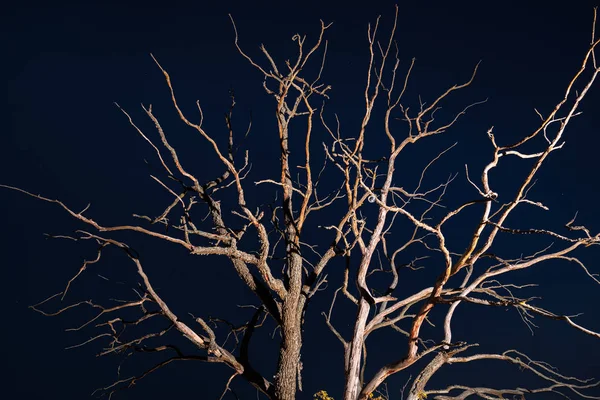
top-left (3, 6), bottom-right (600, 400)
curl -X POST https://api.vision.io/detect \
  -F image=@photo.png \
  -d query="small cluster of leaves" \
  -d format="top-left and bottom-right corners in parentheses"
top-left (314, 390), bottom-right (386, 400)
top-left (314, 391), bottom-right (335, 400)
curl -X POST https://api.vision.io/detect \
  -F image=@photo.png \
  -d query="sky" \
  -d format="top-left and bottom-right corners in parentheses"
top-left (2, 1), bottom-right (600, 399)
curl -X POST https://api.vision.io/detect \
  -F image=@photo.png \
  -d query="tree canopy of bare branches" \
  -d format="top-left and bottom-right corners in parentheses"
top-left (3, 5), bottom-right (600, 400)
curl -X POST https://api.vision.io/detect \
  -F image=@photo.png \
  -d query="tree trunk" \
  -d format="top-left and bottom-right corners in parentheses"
top-left (274, 321), bottom-right (302, 400)
top-left (344, 298), bottom-right (370, 400)
top-left (274, 252), bottom-right (303, 400)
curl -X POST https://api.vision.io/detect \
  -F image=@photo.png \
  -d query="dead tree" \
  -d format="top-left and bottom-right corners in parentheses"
top-left (3, 6), bottom-right (600, 400)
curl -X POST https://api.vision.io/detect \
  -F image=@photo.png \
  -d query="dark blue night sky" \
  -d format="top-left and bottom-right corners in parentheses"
top-left (2, 1), bottom-right (599, 399)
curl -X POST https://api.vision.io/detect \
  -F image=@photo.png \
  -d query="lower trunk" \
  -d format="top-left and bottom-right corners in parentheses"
top-left (275, 330), bottom-right (301, 400)
top-left (344, 298), bottom-right (371, 400)
top-left (274, 327), bottom-right (302, 400)
top-left (274, 253), bottom-right (304, 400)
